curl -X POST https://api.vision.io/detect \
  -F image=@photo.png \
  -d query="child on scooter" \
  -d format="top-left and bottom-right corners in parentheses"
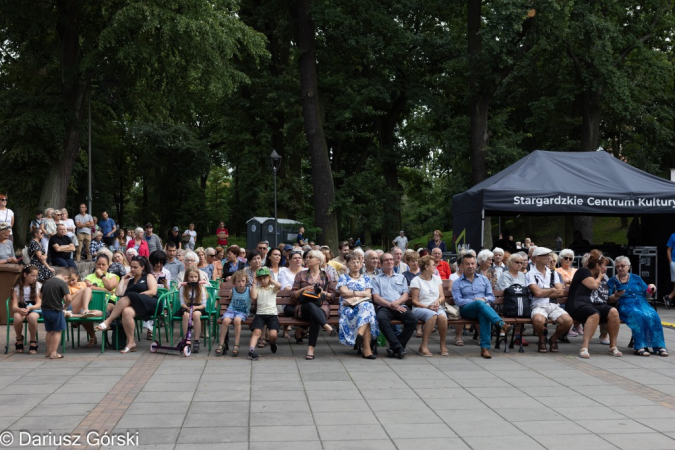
top-left (248, 267), bottom-right (281, 360)
top-left (216, 270), bottom-right (257, 356)
top-left (178, 267), bottom-right (208, 353)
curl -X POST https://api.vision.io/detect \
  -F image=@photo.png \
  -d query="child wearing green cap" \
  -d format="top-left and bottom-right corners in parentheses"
top-left (248, 266), bottom-right (281, 360)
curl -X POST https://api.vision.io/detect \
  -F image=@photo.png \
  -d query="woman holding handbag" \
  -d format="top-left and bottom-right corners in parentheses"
top-left (337, 252), bottom-right (379, 359)
top-left (292, 250), bottom-right (337, 360)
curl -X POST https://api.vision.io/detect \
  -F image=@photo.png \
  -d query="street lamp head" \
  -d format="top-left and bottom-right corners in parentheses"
top-left (270, 150), bottom-right (282, 170)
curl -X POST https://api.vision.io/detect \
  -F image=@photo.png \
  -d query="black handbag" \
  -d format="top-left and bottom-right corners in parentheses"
top-left (503, 284), bottom-right (531, 318)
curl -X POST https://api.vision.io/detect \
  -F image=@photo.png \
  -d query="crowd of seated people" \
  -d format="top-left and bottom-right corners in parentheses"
top-left (4, 216), bottom-right (669, 361)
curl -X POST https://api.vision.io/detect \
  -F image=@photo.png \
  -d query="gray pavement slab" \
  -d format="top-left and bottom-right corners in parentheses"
top-left (2, 317), bottom-right (675, 448)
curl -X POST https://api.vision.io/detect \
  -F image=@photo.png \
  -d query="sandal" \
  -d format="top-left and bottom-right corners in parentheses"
top-left (232, 344), bottom-right (240, 357)
top-left (538, 341), bottom-right (547, 353)
top-left (28, 341), bottom-right (38, 355)
top-left (15, 335), bottom-right (24, 353)
top-left (120, 346), bottom-right (137, 354)
top-left (454, 338), bottom-right (464, 347)
top-left (215, 344), bottom-right (225, 356)
top-left (548, 338), bottom-right (559, 353)
top-left (608, 346), bottom-right (623, 357)
top-left (257, 339), bottom-right (266, 348)
top-left (657, 348), bottom-right (669, 357)
top-left (306, 353), bottom-right (315, 360)
top-left (440, 348), bottom-right (449, 356)
top-left (579, 348), bottom-right (590, 359)
top-left (85, 337), bottom-right (97, 348)
top-left (146, 329), bottom-right (153, 340)
top-left (49, 353), bottom-right (64, 359)
top-left (634, 348), bottom-right (650, 357)
top-left (94, 322), bottom-right (109, 332)
top-left (418, 347), bottom-right (433, 357)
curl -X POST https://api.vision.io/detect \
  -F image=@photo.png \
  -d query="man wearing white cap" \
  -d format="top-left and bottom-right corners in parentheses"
top-left (526, 247), bottom-right (573, 353)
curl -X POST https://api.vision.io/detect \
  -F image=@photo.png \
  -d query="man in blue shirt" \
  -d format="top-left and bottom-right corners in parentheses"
top-left (98, 210), bottom-right (117, 246)
top-left (371, 253), bottom-right (416, 359)
top-left (451, 253), bottom-right (510, 359)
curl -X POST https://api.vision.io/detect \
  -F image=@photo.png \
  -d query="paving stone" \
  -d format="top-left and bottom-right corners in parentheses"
top-left (116, 413), bottom-right (186, 429)
top-left (314, 411), bottom-right (379, 426)
top-left (598, 432), bottom-right (675, 450)
top-left (576, 419), bottom-right (655, 434)
top-left (177, 427), bottom-right (248, 444)
top-left (381, 422), bottom-right (456, 439)
top-left (462, 433), bottom-right (546, 450)
top-left (530, 434), bottom-right (619, 450)
top-left (318, 424), bottom-right (388, 440)
top-left (309, 399), bottom-right (371, 413)
top-left (323, 440), bottom-right (396, 450)
top-left (394, 437), bottom-right (470, 450)
top-left (249, 425), bottom-right (318, 442)
top-left (512, 420), bottom-right (591, 436)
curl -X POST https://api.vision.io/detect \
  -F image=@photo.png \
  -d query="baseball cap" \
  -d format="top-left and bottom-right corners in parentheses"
top-left (256, 267), bottom-right (271, 277)
top-left (283, 244), bottom-right (293, 251)
top-left (172, 226), bottom-right (179, 232)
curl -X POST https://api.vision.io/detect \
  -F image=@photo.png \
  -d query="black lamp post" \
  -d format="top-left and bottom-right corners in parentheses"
top-left (270, 150), bottom-right (282, 248)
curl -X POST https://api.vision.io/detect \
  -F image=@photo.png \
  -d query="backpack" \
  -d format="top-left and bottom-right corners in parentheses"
top-left (503, 284), bottom-right (531, 318)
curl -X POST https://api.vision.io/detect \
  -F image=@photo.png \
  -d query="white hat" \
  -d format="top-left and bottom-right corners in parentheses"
top-left (532, 247), bottom-right (553, 257)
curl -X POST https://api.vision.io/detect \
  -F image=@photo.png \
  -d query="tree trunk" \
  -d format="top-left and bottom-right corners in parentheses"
top-left (468, 0), bottom-right (490, 186)
top-left (378, 95), bottom-right (407, 245)
top-left (579, 87), bottom-right (603, 152)
top-left (574, 216), bottom-right (594, 245)
top-left (40, 0), bottom-right (86, 210)
top-left (297, 0), bottom-right (338, 248)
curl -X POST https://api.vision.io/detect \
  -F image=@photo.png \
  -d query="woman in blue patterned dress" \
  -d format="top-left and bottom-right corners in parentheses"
top-left (337, 252), bottom-right (379, 359)
top-left (607, 256), bottom-right (667, 357)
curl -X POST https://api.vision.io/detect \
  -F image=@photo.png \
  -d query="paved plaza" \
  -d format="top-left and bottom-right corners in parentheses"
top-left (2, 310), bottom-right (675, 450)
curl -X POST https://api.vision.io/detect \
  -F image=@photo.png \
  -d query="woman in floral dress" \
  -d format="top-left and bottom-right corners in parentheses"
top-left (28, 229), bottom-right (53, 282)
top-left (337, 252), bottom-right (379, 359)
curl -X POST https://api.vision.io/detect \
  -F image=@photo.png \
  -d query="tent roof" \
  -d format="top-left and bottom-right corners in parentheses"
top-left (453, 150), bottom-right (675, 216)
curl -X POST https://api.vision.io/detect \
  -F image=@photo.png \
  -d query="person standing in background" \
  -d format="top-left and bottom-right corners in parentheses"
top-left (392, 230), bottom-right (408, 250)
top-left (0, 193), bottom-right (14, 242)
top-left (183, 223), bottom-right (197, 251)
top-left (98, 211), bottom-right (117, 246)
top-left (75, 204), bottom-right (94, 261)
top-left (216, 221), bottom-right (229, 247)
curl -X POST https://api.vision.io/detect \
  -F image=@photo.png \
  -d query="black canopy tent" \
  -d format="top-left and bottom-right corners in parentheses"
top-left (452, 150), bottom-right (675, 252)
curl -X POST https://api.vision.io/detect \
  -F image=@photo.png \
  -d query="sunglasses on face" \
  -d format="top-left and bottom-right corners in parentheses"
top-left (562, 257), bottom-right (573, 261)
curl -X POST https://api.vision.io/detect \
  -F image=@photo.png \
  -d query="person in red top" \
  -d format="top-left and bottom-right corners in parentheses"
top-left (126, 227), bottom-right (150, 257)
top-left (431, 248), bottom-right (451, 279)
top-left (216, 221), bottom-right (229, 247)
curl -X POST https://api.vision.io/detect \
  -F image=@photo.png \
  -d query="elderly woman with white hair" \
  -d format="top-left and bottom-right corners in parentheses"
top-left (492, 247), bottom-right (506, 278)
top-left (89, 231), bottom-right (106, 259)
top-left (608, 256), bottom-right (667, 356)
top-left (177, 250), bottom-right (210, 282)
top-left (556, 249), bottom-right (577, 286)
top-left (124, 248), bottom-right (138, 273)
top-left (292, 249), bottom-right (338, 359)
top-left (126, 227), bottom-right (149, 257)
top-left (476, 249), bottom-right (498, 289)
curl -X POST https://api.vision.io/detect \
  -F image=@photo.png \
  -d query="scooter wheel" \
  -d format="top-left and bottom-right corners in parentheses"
top-left (150, 341), bottom-right (158, 353)
top-left (182, 345), bottom-right (192, 357)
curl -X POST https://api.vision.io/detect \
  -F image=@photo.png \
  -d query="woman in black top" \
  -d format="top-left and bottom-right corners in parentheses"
top-left (95, 256), bottom-right (158, 353)
top-left (568, 250), bottom-right (621, 359)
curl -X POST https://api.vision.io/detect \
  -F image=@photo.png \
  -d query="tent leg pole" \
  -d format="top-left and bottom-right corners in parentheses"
top-left (481, 210), bottom-right (485, 250)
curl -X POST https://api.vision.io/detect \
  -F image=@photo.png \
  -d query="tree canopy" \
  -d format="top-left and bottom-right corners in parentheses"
top-left (1, 0), bottom-right (673, 248)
